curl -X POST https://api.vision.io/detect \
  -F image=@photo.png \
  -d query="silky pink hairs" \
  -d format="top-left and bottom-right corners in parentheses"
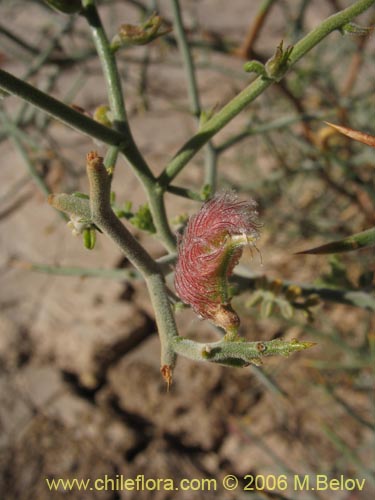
top-left (174, 191), bottom-right (260, 332)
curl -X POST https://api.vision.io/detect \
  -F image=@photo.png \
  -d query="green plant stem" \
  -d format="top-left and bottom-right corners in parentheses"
top-left (172, 337), bottom-right (315, 367)
top-left (167, 184), bottom-right (204, 201)
top-left (148, 186), bottom-right (177, 252)
top-left (24, 258), bottom-right (374, 311)
top-left (323, 426), bottom-right (375, 486)
top-left (50, 185), bottom-right (178, 383)
top-left (251, 365), bottom-right (288, 400)
top-left (80, 0), bottom-right (153, 181)
top-left (170, 0), bottom-right (200, 117)
top-left (0, 71), bottom-right (175, 251)
top-left (81, 0), bottom-right (176, 251)
top-left (0, 68), bottom-right (154, 190)
top-left (158, 0), bottom-right (375, 185)
top-left (81, 0), bottom-right (127, 127)
top-left (17, 262), bottom-right (141, 280)
top-left (0, 69), bottom-right (84, 144)
top-left (170, 0), bottom-right (217, 189)
top-left (296, 227), bottom-right (375, 254)
top-left (0, 23), bottom-right (40, 55)
top-left (104, 145), bottom-right (119, 187)
top-left (0, 109), bottom-right (40, 149)
top-left (233, 273), bottom-right (375, 311)
top-left (104, 145), bottom-right (119, 170)
top-left (22, 254), bottom-right (175, 281)
top-left (0, 72), bottom-right (174, 252)
top-left (0, 69), bottom-right (125, 146)
top-left (157, 75), bottom-right (272, 186)
top-left (85, 153), bottom-right (178, 372)
top-left (0, 109), bottom-right (67, 220)
top-left (323, 383), bottom-right (373, 430)
top-left (204, 145), bottom-right (217, 190)
top-left (216, 113), bottom-right (323, 153)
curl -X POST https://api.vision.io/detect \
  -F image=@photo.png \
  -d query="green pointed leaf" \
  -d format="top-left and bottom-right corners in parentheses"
top-left (297, 227), bottom-right (375, 254)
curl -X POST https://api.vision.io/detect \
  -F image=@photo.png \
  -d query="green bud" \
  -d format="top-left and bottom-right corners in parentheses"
top-left (43, 0), bottom-right (81, 14)
top-left (83, 227), bottom-right (96, 250)
top-left (93, 105), bottom-right (113, 128)
top-left (129, 204), bottom-right (156, 234)
top-left (265, 41), bottom-right (293, 81)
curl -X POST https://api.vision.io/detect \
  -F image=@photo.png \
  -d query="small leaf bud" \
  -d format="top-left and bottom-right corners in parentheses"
top-left (265, 41), bottom-right (293, 81)
top-left (111, 12), bottom-right (172, 51)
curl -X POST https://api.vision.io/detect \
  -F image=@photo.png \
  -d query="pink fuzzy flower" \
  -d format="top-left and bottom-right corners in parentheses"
top-left (174, 191), bottom-right (260, 332)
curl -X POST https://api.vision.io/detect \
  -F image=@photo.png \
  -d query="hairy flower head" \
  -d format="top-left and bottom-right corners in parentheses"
top-left (174, 191), bottom-right (260, 332)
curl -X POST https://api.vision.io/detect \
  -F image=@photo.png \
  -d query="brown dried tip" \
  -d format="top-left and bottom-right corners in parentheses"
top-left (86, 150), bottom-right (101, 163)
top-left (324, 122), bottom-right (375, 147)
top-left (161, 365), bottom-right (173, 391)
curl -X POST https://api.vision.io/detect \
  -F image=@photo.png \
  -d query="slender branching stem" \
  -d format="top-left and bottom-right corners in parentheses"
top-left (23, 253), bottom-right (176, 281)
top-left (170, 0), bottom-right (217, 189)
top-left (81, 0), bottom-right (177, 251)
top-left (0, 69), bottom-right (125, 145)
top-left (158, 0), bottom-right (375, 185)
top-left (172, 337), bottom-right (315, 366)
top-left (148, 185), bottom-right (177, 252)
top-left (2, 0), bottom-right (374, 382)
top-left (0, 110), bottom-right (67, 220)
top-left (81, 0), bottom-right (127, 126)
top-left (86, 153), bottom-right (178, 374)
top-left (86, 153), bottom-right (155, 272)
top-left (81, 0), bottom-right (154, 184)
top-left (170, 0), bottom-right (200, 118)
top-left (104, 145), bottom-right (119, 175)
